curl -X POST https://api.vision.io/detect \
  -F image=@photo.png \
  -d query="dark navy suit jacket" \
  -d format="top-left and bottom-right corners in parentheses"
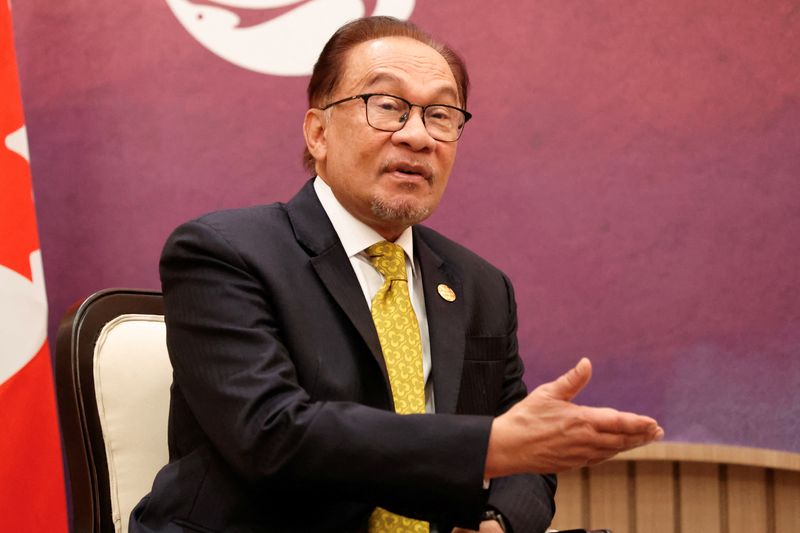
top-left (130, 180), bottom-right (556, 533)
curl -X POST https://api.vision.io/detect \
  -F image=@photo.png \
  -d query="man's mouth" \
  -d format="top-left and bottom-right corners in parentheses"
top-left (384, 161), bottom-right (433, 181)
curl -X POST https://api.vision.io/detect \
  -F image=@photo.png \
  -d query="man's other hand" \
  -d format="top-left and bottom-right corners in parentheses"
top-left (484, 358), bottom-right (664, 478)
top-left (452, 520), bottom-right (505, 533)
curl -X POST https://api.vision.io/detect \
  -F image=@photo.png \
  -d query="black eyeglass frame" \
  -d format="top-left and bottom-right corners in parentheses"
top-left (319, 93), bottom-right (473, 142)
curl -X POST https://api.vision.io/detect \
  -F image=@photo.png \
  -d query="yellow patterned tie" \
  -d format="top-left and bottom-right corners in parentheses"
top-left (365, 241), bottom-right (429, 533)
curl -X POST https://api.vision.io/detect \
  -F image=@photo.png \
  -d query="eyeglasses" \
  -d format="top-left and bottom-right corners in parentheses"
top-left (320, 93), bottom-right (472, 142)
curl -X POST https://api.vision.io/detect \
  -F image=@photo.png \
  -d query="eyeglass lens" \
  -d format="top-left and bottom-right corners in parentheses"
top-left (366, 94), bottom-right (465, 141)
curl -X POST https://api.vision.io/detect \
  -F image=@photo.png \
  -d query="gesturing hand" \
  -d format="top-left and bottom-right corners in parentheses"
top-left (485, 358), bottom-right (664, 478)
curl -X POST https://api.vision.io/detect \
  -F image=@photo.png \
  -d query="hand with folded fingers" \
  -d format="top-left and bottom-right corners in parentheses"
top-left (451, 519), bottom-right (505, 533)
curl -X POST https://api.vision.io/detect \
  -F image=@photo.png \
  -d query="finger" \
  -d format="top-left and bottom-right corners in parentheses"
top-left (565, 425), bottom-right (658, 454)
top-left (479, 520), bottom-right (505, 533)
top-left (583, 407), bottom-right (661, 435)
top-left (599, 430), bottom-right (663, 450)
top-left (538, 357), bottom-right (592, 401)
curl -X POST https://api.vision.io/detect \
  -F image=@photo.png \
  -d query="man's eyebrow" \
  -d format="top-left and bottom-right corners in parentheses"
top-left (361, 71), bottom-right (460, 102)
top-left (361, 71), bottom-right (402, 88)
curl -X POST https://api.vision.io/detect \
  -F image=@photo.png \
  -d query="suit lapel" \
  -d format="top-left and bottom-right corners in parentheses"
top-left (285, 181), bottom-right (467, 410)
top-left (285, 181), bottom-right (389, 385)
top-left (309, 248), bottom-right (387, 383)
top-left (415, 230), bottom-right (466, 414)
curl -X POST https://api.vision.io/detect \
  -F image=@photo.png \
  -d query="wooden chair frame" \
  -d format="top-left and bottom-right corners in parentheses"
top-left (55, 289), bottom-right (164, 533)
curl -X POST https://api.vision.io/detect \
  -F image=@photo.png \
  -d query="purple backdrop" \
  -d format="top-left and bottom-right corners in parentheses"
top-left (10, 0), bottom-right (800, 452)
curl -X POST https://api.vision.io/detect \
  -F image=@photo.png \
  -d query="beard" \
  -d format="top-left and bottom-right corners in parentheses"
top-left (369, 161), bottom-right (440, 227)
top-left (370, 193), bottom-right (432, 227)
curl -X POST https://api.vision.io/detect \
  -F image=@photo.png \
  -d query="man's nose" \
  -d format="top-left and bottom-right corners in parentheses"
top-left (392, 107), bottom-right (436, 151)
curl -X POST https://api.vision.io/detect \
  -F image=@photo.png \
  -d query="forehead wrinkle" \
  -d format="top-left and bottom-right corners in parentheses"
top-left (340, 39), bottom-right (460, 104)
top-left (354, 64), bottom-right (458, 101)
top-left (358, 71), bottom-right (459, 103)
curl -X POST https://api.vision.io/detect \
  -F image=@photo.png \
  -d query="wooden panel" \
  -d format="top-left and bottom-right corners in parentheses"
top-left (634, 461), bottom-right (675, 533)
top-left (679, 461), bottom-right (722, 533)
top-left (774, 469), bottom-right (800, 533)
top-left (618, 442), bottom-right (800, 472)
top-left (569, 444), bottom-right (800, 533)
top-left (726, 465), bottom-right (768, 533)
top-left (588, 460), bottom-right (631, 533)
top-left (550, 468), bottom-right (585, 530)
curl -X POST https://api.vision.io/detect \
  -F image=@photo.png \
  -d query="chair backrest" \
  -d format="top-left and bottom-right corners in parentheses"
top-left (56, 289), bottom-right (170, 533)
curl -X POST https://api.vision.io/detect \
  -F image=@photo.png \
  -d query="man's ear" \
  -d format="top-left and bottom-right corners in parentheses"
top-left (303, 108), bottom-right (327, 165)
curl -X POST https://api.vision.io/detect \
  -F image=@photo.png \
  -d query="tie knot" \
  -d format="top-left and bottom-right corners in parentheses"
top-left (366, 241), bottom-right (407, 281)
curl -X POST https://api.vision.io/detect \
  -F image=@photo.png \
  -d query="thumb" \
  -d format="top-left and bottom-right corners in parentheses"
top-left (540, 357), bottom-right (592, 401)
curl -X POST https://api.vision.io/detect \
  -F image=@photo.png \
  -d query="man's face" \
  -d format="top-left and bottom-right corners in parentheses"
top-left (305, 37), bottom-right (461, 240)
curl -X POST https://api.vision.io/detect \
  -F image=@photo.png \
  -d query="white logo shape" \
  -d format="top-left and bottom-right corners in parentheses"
top-left (5, 124), bottom-right (30, 162)
top-left (0, 250), bottom-right (48, 383)
top-left (1, 125), bottom-right (47, 383)
top-left (165, 0), bottom-right (415, 76)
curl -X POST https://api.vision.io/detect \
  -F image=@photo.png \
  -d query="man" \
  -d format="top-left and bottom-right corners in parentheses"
top-left (131, 16), bottom-right (662, 533)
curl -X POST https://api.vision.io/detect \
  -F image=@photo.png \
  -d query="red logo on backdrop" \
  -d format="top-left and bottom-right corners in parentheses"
top-left (164, 0), bottom-right (415, 76)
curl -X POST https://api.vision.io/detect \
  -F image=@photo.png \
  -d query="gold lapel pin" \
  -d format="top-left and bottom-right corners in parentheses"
top-left (437, 283), bottom-right (456, 302)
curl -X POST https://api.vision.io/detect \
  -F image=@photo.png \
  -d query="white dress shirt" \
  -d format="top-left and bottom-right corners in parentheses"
top-left (314, 177), bottom-right (435, 413)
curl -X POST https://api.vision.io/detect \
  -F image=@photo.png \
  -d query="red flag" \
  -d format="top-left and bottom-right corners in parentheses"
top-left (0, 2), bottom-right (69, 531)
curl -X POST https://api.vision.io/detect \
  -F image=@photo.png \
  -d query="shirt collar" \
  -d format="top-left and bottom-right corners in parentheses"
top-left (314, 176), bottom-right (415, 272)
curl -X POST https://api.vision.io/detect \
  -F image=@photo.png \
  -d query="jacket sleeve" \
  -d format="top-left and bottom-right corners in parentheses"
top-left (485, 274), bottom-right (557, 533)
